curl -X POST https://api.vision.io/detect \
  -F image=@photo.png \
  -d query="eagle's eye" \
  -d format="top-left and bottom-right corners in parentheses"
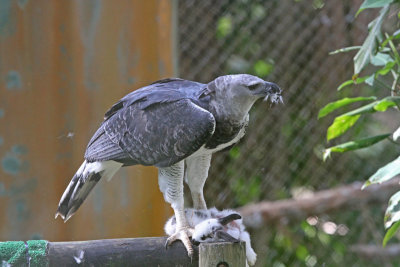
top-left (248, 84), bottom-right (259, 90)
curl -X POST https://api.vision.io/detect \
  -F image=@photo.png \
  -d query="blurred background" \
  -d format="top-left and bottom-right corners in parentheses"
top-left (1, 0), bottom-right (399, 266)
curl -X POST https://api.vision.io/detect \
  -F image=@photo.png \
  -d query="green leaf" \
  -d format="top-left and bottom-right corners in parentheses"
top-left (337, 80), bottom-right (354, 91)
top-left (376, 61), bottom-right (395, 76)
top-left (374, 99), bottom-right (397, 111)
top-left (356, 0), bottom-right (393, 16)
top-left (381, 35), bottom-right (393, 48)
top-left (355, 75), bottom-right (371, 84)
top-left (336, 75), bottom-right (376, 91)
top-left (312, 0), bottom-right (324, 9)
top-left (253, 60), bottom-right (274, 77)
top-left (385, 32), bottom-right (400, 68)
top-left (335, 96), bottom-right (400, 117)
top-left (343, 101), bottom-right (377, 116)
top-left (354, 5), bottom-right (390, 74)
top-left (295, 245), bottom-right (309, 261)
top-left (373, 96), bottom-right (400, 111)
top-left (360, 0), bottom-right (394, 9)
top-left (370, 52), bottom-right (394, 66)
top-left (383, 220), bottom-right (400, 247)
top-left (385, 191), bottom-right (400, 229)
top-left (363, 156), bottom-right (400, 189)
top-left (326, 97), bottom-right (400, 141)
top-left (216, 16), bottom-right (233, 38)
top-left (229, 146), bottom-right (240, 159)
top-left (318, 96), bottom-right (377, 119)
top-left (324, 134), bottom-right (390, 160)
top-left (327, 115), bottom-right (360, 141)
top-left (365, 74), bottom-right (375, 86)
top-left (329, 46), bottom-right (361, 55)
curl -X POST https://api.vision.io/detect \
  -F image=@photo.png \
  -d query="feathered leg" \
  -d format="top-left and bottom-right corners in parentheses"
top-left (158, 161), bottom-right (194, 257)
top-left (185, 154), bottom-right (212, 210)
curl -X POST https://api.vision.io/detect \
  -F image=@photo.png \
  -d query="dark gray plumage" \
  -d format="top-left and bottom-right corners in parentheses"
top-left (55, 74), bottom-right (282, 257)
top-left (84, 78), bottom-right (215, 166)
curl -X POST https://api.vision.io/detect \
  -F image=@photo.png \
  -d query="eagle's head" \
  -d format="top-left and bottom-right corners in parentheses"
top-left (209, 74), bottom-right (282, 120)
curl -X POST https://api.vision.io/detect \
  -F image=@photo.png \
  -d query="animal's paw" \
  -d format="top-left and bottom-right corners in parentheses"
top-left (165, 226), bottom-right (195, 258)
top-left (246, 247), bottom-right (257, 266)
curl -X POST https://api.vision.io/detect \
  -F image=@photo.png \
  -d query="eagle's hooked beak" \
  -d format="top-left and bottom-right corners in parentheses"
top-left (263, 82), bottom-right (283, 104)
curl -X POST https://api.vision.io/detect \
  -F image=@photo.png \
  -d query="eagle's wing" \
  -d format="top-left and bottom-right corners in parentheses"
top-left (84, 98), bottom-right (215, 167)
top-left (56, 79), bottom-right (214, 221)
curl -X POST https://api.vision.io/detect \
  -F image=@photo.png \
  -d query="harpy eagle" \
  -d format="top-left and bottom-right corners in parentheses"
top-left (55, 74), bottom-right (282, 256)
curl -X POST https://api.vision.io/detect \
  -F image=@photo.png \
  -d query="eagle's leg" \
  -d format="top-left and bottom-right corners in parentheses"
top-left (158, 161), bottom-right (195, 257)
top-left (185, 154), bottom-right (212, 210)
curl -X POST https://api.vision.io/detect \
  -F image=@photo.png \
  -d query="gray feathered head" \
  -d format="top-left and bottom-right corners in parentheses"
top-left (211, 74), bottom-right (282, 103)
top-left (208, 74), bottom-right (282, 119)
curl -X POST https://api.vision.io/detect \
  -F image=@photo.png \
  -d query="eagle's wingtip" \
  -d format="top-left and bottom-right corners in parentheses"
top-left (64, 213), bottom-right (73, 223)
top-left (55, 212), bottom-right (60, 219)
top-left (54, 211), bottom-right (68, 222)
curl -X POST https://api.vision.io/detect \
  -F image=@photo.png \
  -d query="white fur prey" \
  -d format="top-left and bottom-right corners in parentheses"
top-left (165, 207), bottom-right (257, 266)
top-left (191, 218), bottom-right (222, 240)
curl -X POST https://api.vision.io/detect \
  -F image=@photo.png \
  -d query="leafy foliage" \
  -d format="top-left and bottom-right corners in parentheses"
top-left (318, 97), bottom-right (377, 119)
top-left (319, 0), bottom-right (400, 245)
top-left (383, 220), bottom-right (400, 247)
top-left (384, 191), bottom-right (400, 228)
top-left (325, 96), bottom-right (400, 140)
top-left (327, 115), bottom-right (361, 141)
top-left (357, 0), bottom-right (394, 16)
top-left (324, 134), bottom-right (391, 161)
top-left (353, 5), bottom-right (389, 74)
top-left (363, 156), bottom-right (400, 189)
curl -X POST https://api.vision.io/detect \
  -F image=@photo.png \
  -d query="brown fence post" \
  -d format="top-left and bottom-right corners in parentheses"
top-left (199, 242), bottom-right (246, 267)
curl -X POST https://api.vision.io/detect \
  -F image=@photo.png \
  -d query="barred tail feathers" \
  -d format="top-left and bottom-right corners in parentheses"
top-left (55, 160), bottom-right (122, 222)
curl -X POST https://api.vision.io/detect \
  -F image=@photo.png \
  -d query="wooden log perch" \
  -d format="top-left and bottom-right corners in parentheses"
top-left (0, 238), bottom-right (246, 267)
top-left (48, 237), bottom-right (197, 266)
top-left (238, 178), bottom-right (400, 228)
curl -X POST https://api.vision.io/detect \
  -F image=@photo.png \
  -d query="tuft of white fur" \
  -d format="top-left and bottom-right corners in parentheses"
top-left (165, 207), bottom-right (257, 266)
top-left (192, 218), bottom-right (222, 241)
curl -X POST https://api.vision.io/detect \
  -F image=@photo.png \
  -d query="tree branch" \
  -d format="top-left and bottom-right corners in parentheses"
top-left (350, 244), bottom-right (400, 259)
top-left (238, 178), bottom-right (400, 228)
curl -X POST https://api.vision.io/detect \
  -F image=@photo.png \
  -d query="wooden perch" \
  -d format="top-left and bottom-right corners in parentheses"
top-left (238, 178), bottom-right (400, 228)
top-left (47, 237), bottom-right (197, 266)
top-left (1, 238), bottom-right (245, 267)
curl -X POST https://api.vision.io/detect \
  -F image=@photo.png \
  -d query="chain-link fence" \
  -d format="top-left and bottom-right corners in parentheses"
top-left (178, 1), bottom-right (398, 266)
